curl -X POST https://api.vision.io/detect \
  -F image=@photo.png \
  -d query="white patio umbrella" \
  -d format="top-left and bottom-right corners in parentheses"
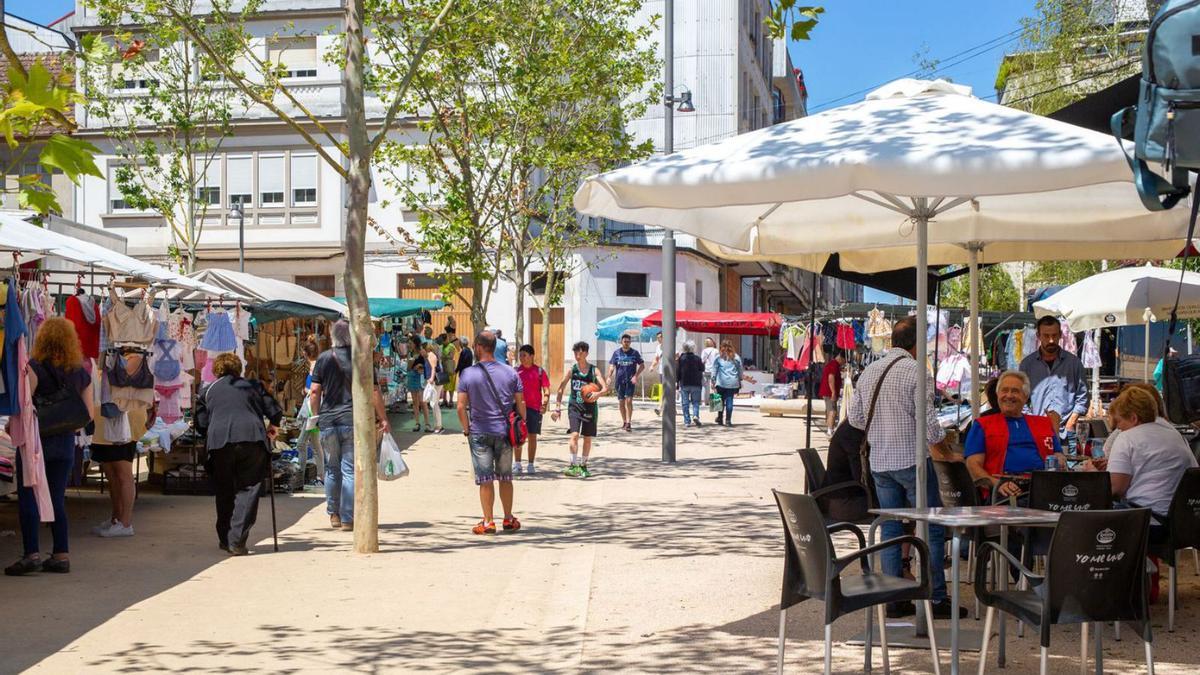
top-left (574, 78), bottom-right (1192, 601)
top-left (1033, 264), bottom-right (1200, 383)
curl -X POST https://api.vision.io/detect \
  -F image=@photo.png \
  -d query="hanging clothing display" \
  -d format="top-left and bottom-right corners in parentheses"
top-left (866, 307), bottom-right (892, 354)
top-left (1081, 329), bottom-right (1102, 369)
top-left (105, 288), bottom-right (158, 345)
top-left (835, 322), bottom-right (856, 351)
top-left (961, 317), bottom-right (985, 361)
top-left (199, 309), bottom-right (239, 353)
top-left (65, 292), bottom-right (101, 359)
top-left (1059, 319), bottom-right (1078, 355)
top-left (1021, 327), bottom-right (1038, 358)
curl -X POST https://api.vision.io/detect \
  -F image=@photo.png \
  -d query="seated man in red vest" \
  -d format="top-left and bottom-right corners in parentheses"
top-left (965, 370), bottom-right (1064, 499)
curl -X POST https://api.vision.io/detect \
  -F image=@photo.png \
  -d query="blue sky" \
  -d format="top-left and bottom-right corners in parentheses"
top-left (787, 1), bottom-right (1039, 303)
top-left (5, 0), bottom-right (73, 25)
top-left (13, 0), bottom-right (1042, 305)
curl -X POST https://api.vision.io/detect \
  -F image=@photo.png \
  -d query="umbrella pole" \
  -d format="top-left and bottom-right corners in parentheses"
top-left (969, 245), bottom-right (981, 419)
top-left (1144, 309), bottom-right (1152, 383)
top-left (914, 212), bottom-right (931, 639)
top-left (805, 271), bottom-right (817, 449)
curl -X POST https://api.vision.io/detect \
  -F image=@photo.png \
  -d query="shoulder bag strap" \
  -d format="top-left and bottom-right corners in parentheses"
top-left (476, 362), bottom-right (522, 420)
top-left (863, 354), bottom-right (907, 439)
top-left (1164, 175), bottom-right (1200, 362)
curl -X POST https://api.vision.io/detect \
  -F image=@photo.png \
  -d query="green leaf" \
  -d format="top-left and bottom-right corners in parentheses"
top-left (38, 135), bottom-right (103, 184)
top-left (17, 186), bottom-right (59, 215)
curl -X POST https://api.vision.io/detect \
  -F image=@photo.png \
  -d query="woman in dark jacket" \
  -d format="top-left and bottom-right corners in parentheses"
top-left (195, 353), bottom-right (283, 556)
top-left (6, 317), bottom-right (95, 576)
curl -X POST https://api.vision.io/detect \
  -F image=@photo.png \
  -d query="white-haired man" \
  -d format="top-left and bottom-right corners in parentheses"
top-left (964, 370), bottom-right (1065, 499)
top-left (676, 341), bottom-right (705, 427)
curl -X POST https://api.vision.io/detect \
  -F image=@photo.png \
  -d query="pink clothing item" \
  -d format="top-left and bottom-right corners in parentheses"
top-left (515, 365), bottom-right (551, 412)
top-left (7, 337), bottom-right (53, 521)
top-left (155, 384), bottom-right (185, 423)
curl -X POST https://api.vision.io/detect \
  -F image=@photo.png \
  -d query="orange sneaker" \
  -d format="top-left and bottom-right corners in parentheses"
top-left (472, 520), bottom-right (497, 535)
top-left (502, 515), bottom-right (521, 532)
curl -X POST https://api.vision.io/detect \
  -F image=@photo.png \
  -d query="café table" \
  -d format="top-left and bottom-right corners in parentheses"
top-left (868, 506), bottom-right (1061, 675)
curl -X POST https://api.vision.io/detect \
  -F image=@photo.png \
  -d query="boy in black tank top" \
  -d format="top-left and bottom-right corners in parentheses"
top-left (552, 342), bottom-right (608, 478)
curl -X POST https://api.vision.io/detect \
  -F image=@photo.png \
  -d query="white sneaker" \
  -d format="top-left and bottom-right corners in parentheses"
top-left (526, 463), bottom-right (536, 475)
top-left (514, 463), bottom-right (524, 476)
top-left (92, 519), bottom-right (115, 535)
top-left (99, 523), bottom-right (134, 538)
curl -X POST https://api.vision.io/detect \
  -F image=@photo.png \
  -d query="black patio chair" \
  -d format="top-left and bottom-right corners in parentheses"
top-left (932, 459), bottom-right (993, 619)
top-left (1027, 470), bottom-right (1113, 557)
top-left (1142, 467), bottom-right (1200, 632)
top-left (797, 447), bottom-right (873, 524)
top-left (772, 490), bottom-right (942, 675)
top-left (974, 508), bottom-right (1154, 675)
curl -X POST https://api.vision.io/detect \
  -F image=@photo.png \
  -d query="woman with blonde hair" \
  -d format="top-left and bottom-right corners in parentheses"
top-left (1088, 387), bottom-right (1197, 519)
top-left (6, 317), bottom-right (95, 576)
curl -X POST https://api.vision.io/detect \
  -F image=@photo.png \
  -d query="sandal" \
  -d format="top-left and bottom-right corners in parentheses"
top-left (472, 520), bottom-right (497, 535)
top-left (502, 515), bottom-right (521, 532)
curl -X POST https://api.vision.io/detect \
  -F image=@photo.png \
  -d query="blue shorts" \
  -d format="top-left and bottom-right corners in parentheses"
top-left (524, 409), bottom-right (543, 435)
top-left (469, 433), bottom-right (513, 484)
top-left (615, 379), bottom-right (636, 400)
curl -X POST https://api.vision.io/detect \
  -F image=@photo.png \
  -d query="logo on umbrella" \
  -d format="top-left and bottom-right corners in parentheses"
top-left (1104, 313), bottom-right (1117, 324)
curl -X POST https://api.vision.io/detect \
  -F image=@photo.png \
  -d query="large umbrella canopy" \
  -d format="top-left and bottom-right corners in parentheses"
top-left (596, 309), bottom-right (661, 342)
top-left (333, 297), bottom-right (444, 319)
top-left (576, 79), bottom-right (1190, 272)
top-left (1032, 265), bottom-right (1200, 331)
top-left (0, 212), bottom-right (239, 298)
top-left (166, 269), bottom-right (348, 323)
top-left (641, 310), bottom-right (782, 336)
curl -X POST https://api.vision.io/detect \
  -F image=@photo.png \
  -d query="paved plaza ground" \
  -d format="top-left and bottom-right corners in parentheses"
top-left (2, 400), bottom-right (1198, 673)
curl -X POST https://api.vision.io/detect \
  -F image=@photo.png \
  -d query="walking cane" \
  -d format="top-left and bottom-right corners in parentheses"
top-left (267, 448), bottom-right (278, 553)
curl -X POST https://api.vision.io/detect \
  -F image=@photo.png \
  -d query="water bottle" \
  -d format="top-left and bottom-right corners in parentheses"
top-left (1092, 439), bottom-right (1105, 461)
top-left (1044, 455), bottom-right (1058, 471)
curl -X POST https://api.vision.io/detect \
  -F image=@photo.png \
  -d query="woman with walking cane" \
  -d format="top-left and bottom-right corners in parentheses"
top-left (195, 353), bottom-right (283, 556)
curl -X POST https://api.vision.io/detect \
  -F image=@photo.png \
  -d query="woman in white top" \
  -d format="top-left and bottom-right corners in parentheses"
top-left (1087, 386), bottom-right (1198, 519)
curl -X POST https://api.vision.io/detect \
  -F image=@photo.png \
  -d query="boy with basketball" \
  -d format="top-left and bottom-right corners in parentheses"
top-left (552, 341), bottom-right (607, 478)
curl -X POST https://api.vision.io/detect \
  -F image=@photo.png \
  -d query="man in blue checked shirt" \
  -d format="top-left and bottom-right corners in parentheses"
top-left (848, 316), bottom-right (961, 621)
top-left (1020, 316), bottom-right (1089, 453)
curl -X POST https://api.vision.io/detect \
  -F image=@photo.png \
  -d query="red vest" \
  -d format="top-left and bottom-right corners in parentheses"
top-left (976, 413), bottom-right (1057, 476)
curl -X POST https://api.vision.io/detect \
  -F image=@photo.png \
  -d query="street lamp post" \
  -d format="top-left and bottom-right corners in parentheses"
top-left (230, 203), bottom-right (245, 272)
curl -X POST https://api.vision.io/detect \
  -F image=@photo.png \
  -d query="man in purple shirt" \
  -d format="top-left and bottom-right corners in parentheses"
top-left (456, 329), bottom-right (526, 535)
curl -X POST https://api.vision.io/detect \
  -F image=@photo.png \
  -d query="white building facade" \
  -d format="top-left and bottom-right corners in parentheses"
top-left (69, 0), bottom-right (853, 382)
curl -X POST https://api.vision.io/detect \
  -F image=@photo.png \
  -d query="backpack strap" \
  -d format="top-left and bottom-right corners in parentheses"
top-left (1111, 106), bottom-right (1191, 211)
top-left (1164, 174), bottom-right (1200, 361)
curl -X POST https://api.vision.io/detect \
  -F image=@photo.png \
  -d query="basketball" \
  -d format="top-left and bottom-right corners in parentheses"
top-left (581, 383), bottom-right (602, 402)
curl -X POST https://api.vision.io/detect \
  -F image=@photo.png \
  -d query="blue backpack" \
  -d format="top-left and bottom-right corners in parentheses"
top-left (1112, 0), bottom-right (1200, 211)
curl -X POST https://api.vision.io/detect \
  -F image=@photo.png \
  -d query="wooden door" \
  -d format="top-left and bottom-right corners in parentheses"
top-left (397, 274), bottom-right (475, 339)
top-left (529, 307), bottom-right (565, 384)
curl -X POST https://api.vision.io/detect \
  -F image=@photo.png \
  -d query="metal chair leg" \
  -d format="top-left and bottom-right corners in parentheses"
top-left (923, 599), bottom-right (942, 675)
top-left (1145, 639), bottom-right (1156, 675)
top-left (978, 606), bottom-right (995, 675)
top-left (1080, 622), bottom-right (1089, 675)
top-left (1040, 646), bottom-right (1049, 675)
top-left (824, 623), bottom-right (833, 675)
top-left (877, 604), bottom-right (891, 675)
top-left (1193, 548), bottom-right (1198, 576)
top-left (1169, 564), bottom-right (1177, 633)
top-left (1094, 621), bottom-right (1103, 675)
top-left (864, 607), bottom-right (873, 673)
top-left (777, 608), bottom-right (786, 675)
top-left (1115, 621), bottom-right (1122, 641)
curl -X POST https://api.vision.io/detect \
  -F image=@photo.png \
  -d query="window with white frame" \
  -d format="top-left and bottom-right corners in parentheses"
top-left (290, 153), bottom-right (318, 206)
top-left (112, 48), bottom-right (159, 90)
top-left (268, 37), bottom-right (318, 79)
top-left (195, 155), bottom-right (221, 206)
top-left (227, 155), bottom-right (253, 207)
top-left (258, 154), bottom-right (285, 205)
top-left (108, 166), bottom-right (129, 211)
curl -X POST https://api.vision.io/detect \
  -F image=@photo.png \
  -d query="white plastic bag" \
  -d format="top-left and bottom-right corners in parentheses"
top-left (422, 380), bottom-right (437, 404)
top-left (378, 433), bottom-right (409, 481)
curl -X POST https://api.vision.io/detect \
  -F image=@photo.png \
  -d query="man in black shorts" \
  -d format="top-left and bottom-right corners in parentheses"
top-left (552, 341), bottom-right (607, 478)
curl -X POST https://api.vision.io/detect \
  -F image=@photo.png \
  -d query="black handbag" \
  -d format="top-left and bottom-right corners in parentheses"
top-left (33, 364), bottom-right (91, 436)
top-left (1161, 183), bottom-right (1200, 423)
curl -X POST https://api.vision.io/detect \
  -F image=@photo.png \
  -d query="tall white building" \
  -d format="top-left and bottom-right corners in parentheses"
top-left (69, 0), bottom-right (856, 382)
